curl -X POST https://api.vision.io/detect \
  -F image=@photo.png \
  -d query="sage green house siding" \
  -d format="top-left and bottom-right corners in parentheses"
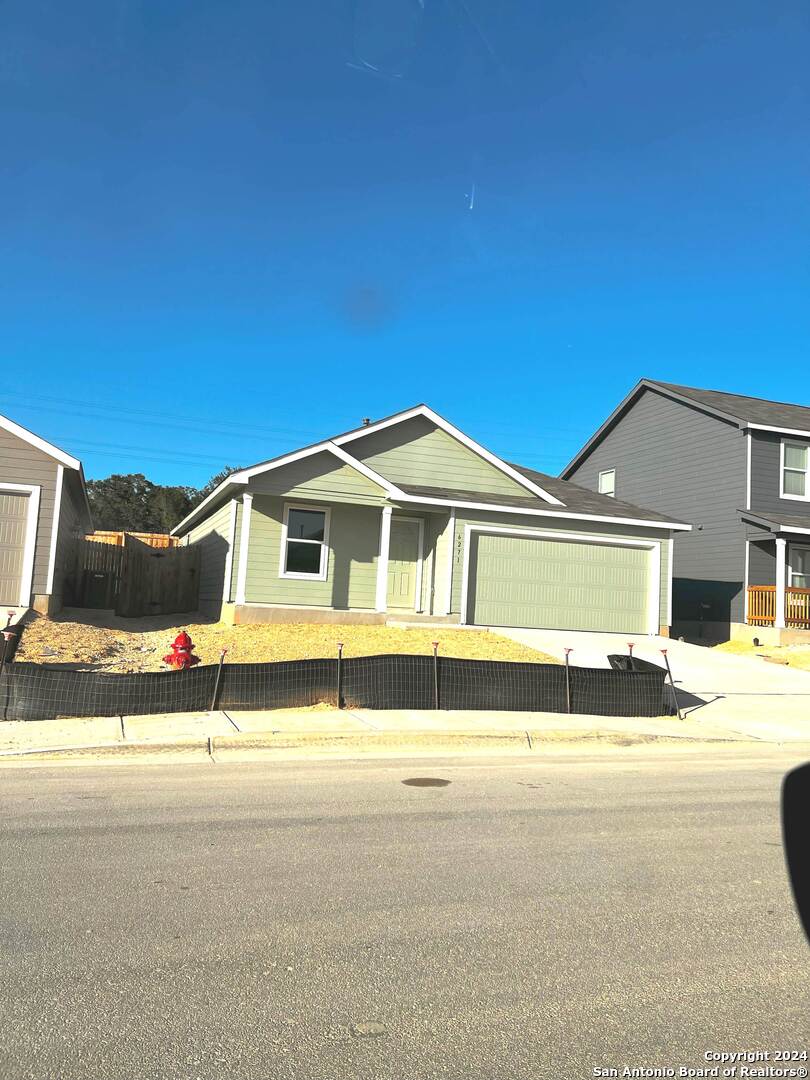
top-left (244, 495), bottom-right (379, 608)
top-left (249, 452), bottom-right (386, 506)
top-left (185, 500), bottom-right (234, 611)
top-left (351, 416), bottom-right (529, 497)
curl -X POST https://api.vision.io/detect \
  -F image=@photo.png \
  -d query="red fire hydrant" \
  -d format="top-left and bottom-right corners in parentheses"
top-left (163, 631), bottom-right (200, 670)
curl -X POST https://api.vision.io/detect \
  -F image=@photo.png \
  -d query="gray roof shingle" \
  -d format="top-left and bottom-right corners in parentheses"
top-left (651, 381), bottom-right (810, 431)
top-left (740, 510), bottom-right (810, 532)
top-left (400, 471), bottom-right (689, 527)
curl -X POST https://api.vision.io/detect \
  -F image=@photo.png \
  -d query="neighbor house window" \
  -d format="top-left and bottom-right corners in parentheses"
top-left (598, 469), bottom-right (616, 497)
top-left (781, 441), bottom-right (809, 499)
top-left (280, 505), bottom-right (330, 579)
top-left (790, 547), bottom-right (810, 589)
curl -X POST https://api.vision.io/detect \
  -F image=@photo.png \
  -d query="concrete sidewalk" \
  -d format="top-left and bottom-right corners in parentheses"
top-left (495, 627), bottom-right (810, 741)
top-left (0, 699), bottom-right (785, 767)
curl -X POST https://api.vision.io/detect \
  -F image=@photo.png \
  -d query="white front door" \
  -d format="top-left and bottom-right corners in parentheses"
top-left (386, 519), bottom-right (422, 611)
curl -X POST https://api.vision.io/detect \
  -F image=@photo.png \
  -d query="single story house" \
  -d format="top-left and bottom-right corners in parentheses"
top-left (172, 405), bottom-right (690, 634)
top-left (561, 380), bottom-right (810, 643)
top-left (0, 413), bottom-right (93, 617)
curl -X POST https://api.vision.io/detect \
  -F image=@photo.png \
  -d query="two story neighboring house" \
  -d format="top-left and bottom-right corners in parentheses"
top-left (562, 380), bottom-right (810, 643)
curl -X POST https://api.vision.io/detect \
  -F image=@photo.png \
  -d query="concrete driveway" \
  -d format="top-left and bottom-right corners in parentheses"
top-left (492, 627), bottom-right (810, 741)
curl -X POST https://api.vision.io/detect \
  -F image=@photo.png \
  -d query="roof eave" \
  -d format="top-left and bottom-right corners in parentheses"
top-left (395, 492), bottom-right (691, 531)
top-left (560, 379), bottom-right (746, 478)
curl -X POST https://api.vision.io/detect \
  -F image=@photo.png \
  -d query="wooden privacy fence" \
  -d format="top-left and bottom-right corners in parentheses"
top-left (69, 535), bottom-right (200, 617)
top-left (86, 531), bottom-right (180, 549)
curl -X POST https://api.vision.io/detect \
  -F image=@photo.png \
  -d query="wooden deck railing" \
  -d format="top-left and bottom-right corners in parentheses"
top-left (747, 586), bottom-right (810, 628)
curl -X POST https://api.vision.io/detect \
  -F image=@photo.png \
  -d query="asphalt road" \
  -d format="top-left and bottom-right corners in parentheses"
top-left (2, 748), bottom-right (808, 1080)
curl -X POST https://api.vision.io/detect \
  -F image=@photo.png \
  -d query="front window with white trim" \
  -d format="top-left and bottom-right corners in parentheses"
top-left (598, 469), bottom-right (616, 497)
top-left (781, 440), bottom-right (810, 500)
top-left (790, 546), bottom-right (810, 589)
top-left (281, 505), bottom-right (330, 579)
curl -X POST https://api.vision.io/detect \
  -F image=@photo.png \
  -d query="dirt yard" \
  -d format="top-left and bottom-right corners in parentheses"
top-left (16, 610), bottom-right (560, 673)
top-left (714, 638), bottom-right (810, 671)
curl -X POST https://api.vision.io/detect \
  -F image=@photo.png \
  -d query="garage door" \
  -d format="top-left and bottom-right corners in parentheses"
top-left (0, 492), bottom-right (29, 605)
top-left (468, 532), bottom-right (652, 633)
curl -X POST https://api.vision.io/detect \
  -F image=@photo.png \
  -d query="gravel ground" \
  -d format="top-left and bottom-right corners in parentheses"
top-left (15, 612), bottom-right (560, 673)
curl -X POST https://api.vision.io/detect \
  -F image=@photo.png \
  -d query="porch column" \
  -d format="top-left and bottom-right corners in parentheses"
top-left (775, 537), bottom-right (787, 629)
top-left (234, 492), bottom-right (253, 605)
top-left (375, 506), bottom-right (393, 612)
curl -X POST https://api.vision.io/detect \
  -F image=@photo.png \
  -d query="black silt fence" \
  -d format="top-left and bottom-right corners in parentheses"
top-left (0, 663), bottom-right (219, 722)
top-left (340, 655), bottom-right (435, 711)
top-left (0, 653), bottom-right (668, 722)
top-left (435, 658), bottom-right (569, 712)
top-left (218, 660), bottom-right (337, 711)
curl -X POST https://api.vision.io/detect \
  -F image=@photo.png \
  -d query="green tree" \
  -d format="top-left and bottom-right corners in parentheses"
top-left (86, 467), bottom-right (243, 533)
top-left (193, 465), bottom-right (243, 506)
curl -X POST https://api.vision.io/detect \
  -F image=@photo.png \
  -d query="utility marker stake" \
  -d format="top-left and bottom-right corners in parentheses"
top-left (336, 642), bottom-right (344, 710)
top-left (0, 622), bottom-right (16, 720)
top-left (210, 649), bottom-right (228, 712)
top-left (564, 648), bottom-right (573, 714)
top-left (432, 642), bottom-right (440, 710)
top-left (660, 649), bottom-right (682, 721)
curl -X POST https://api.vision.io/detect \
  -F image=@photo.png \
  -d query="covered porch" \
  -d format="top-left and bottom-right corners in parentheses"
top-left (743, 511), bottom-right (810, 634)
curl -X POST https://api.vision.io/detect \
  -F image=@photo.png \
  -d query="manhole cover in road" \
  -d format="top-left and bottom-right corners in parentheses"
top-left (401, 777), bottom-right (451, 787)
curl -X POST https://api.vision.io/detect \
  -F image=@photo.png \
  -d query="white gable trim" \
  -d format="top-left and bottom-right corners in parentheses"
top-left (320, 443), bottom-right (402, 495)
top-left (172, 442), bottom-right (403, 536)
top-left (0, 413), bottom-right (80, 469)
top-left (172, 402), bottom-right (570, 536)
top-left (333, 405), bottom-right (565, 505)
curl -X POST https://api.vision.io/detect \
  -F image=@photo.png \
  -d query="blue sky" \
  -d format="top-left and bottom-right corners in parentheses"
top-left (1, 1), bottom-right (807, 487)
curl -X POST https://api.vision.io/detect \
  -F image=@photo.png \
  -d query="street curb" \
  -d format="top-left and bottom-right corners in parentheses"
top-left (0, 726), bottom-right (746, 764)
top-left (0, 737), bottom-right (209, 760)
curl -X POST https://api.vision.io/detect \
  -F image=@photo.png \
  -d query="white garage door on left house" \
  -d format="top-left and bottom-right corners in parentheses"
top-left (0, 491), bottom-right (30, 604)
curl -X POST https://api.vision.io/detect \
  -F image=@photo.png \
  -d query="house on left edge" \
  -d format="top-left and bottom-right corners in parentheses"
top-left (0, 413), bottom-right (93, 618)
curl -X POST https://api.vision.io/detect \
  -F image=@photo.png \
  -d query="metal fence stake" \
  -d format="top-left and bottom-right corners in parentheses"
top-left (0, 624), bottom-right (16, 722)
top-left (210, 649), bottom-right (227, 712)
top-left (564, 648), bottom-right (572, 714)
top-left (660, 649), bottom-right (682, 720)
top-left (432, 642), bottom-right (440, 710)
top-left (336, 642), bottom-right (344, 709)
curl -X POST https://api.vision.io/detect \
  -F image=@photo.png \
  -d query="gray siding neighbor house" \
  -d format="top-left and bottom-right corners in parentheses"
top-left (173, 404), bottom-right (690, 635)
top-left (0, 413), bottom-right (93, 618)
top-left (562, 380), bottom-right (810, 643)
